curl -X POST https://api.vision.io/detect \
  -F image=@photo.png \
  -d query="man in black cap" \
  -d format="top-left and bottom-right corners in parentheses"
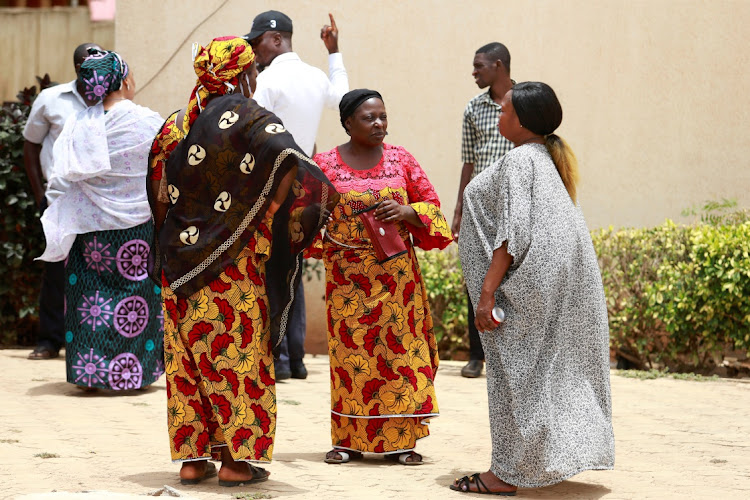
top-left (245, 11), bottom-right (349, 380)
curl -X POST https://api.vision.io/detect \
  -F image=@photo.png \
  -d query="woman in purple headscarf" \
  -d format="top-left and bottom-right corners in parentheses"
top-left (39, 49), bottom-right (166, 393)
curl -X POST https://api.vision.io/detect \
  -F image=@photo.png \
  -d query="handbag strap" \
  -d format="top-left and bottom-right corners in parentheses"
top-left (323, 229), bottom-right (367, 250)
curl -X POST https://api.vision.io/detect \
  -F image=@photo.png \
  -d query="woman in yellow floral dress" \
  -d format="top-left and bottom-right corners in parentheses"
top-left (309, 89), bottom-right (452, 465)
top-left (147, 37), bottom-right (338, 486)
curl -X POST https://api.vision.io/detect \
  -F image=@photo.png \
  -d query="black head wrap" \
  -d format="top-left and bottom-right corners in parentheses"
top-left (339, 89), bottom-right (383, 131)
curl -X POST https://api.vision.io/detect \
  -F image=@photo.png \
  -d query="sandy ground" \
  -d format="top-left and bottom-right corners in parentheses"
top-left (1, 349), bottom-right (749, 500)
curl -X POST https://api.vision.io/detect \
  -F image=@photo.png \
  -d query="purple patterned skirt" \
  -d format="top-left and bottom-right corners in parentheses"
top-left (64, 222), bottom-right (164, 390)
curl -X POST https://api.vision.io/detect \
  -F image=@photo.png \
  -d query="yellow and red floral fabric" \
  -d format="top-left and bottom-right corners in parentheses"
top-left (162, 221), bottom-right (277, 463)
top-left (148, 110), bottom-right (183, 203)
top-left (311, 144), bottom-right (452, 453)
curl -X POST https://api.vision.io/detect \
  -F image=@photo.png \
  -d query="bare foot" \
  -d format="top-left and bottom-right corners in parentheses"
top-left (180, 460), bottom-right (212, 482)
top-left (451, 471), bottom-right (517, 495)
top-left (217, 446), bottom-right (270, 484)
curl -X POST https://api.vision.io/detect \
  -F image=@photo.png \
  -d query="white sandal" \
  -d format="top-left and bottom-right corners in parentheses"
top-left (324, 448), bottom-right (362, 464)
top-left (387, 451), bottom-right (423, 465)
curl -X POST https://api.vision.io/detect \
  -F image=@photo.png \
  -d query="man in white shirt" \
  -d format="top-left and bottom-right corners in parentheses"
top-left (246, 10), bottom-right (349, 379)
top-left (247, 11), bottom-right (348, 156)
top-left (23, 42), bottom-right (101, 360)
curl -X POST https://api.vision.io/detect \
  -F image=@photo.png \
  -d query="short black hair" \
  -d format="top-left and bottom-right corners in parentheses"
top-left (476, 42), bottom-right (511, 73)
top-left (73, 43), bottom-right (100, 67)
top-left (511, 82), bottom-right (562, 135)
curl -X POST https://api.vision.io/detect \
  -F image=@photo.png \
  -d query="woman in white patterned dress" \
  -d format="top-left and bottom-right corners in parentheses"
top-left (453, 82), bottom-right (614, 495)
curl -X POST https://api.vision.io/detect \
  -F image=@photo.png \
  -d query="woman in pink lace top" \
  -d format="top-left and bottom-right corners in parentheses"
top-left (308, 89), bottom-right (452, 466)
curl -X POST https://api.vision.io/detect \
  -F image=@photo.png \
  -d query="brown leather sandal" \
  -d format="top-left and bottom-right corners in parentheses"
top-left (449, 473), bottom-right (517, 496)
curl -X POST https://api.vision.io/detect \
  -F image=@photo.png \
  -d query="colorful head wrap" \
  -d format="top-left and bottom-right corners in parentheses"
top-left (78, 49), bottom-right (129, 103)
top-left (184, 36), bottom-right (255, 131)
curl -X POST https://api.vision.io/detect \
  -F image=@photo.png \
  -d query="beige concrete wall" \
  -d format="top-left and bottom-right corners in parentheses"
top-left (117, 0), bottom-right (750, 231)
top-left (115, 1), bottom-right (750, 352)
top-left (0, 7), bottom-right (114, 101)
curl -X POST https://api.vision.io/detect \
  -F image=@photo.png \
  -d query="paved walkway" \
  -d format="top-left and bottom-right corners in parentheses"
top-left (1, 349), bottom-right (749, 500)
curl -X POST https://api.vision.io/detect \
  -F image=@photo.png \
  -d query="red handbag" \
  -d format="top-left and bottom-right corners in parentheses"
top-left (357, 203), bottom-right (408, 263)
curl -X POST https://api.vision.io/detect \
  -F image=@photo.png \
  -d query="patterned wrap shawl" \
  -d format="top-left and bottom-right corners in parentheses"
top-left (148, 93), bottom-right (339, 345)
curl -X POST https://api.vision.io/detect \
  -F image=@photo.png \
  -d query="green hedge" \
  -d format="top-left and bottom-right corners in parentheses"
top-left (593, 217), bottom-right (750, 371)
top-left (0, 77), bottom-right (54, 346)
top-left (417, 246), bottom-right (468, 358)
top-left (417, 213), bottom-right (750, 369)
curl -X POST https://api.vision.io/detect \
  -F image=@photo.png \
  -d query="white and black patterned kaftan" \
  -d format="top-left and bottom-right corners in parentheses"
top-left (458, 143), bottom-right (615, 487)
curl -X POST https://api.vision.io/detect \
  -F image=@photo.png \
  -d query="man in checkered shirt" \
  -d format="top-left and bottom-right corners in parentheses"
top-left (452, 42), bottom-right (514, 379)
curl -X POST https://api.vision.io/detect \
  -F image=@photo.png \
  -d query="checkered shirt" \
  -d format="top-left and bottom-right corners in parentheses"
top-left (461, 90), bottom-right (513, 178)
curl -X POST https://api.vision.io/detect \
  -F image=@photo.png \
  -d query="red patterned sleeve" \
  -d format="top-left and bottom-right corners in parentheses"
top-left (148, 111), bottom-right (183, 203)
top-left (304, 231), bottom-right (324, 260)
top-left (401, 148), bottom-right (453, 250)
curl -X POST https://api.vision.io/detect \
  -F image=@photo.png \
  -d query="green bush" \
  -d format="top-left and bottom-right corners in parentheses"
top-left (681, 198), bottom-right (750, 226)
top-left (645, 221), bottom-right (750, 365)
top-left (0, 76), bottom-right (54, 346)
top-left (591, 221), bottom-right (690, 368)
top-left (593, 213), bottom-right (750, 371)
top-left (416, 245), bottom-right (468, 358)
top-left (420, 209), bottom-right (750, 372)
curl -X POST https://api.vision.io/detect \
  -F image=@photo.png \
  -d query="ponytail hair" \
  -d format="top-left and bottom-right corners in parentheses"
top-left (512, 82), bottom-right (579, 203)
top-left (545, 133), bottom-right (579, 203)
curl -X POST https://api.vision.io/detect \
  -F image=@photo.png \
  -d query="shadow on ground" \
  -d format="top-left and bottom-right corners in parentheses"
top-left (121, 470), bottom-right (309, 497)
top-left (26, 382), bottom-right (164, 397)
top-left (274, 451), bottom-right (438, 470)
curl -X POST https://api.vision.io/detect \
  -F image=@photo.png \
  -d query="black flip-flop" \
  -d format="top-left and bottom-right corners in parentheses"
top-left (449, 473), bottom-right (517, 496)
top-left (218, 464), bottom-right (270, 487)
top-left (28, 346), bottom-right (59, 360)
top-left (179, 461), bottom-right (217, 485)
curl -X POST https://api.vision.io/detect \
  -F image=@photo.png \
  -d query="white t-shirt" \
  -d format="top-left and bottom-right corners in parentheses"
top-left (253, 52), bottom-right (349, 156)
top-left (23, 80), bottom-right (89, 203)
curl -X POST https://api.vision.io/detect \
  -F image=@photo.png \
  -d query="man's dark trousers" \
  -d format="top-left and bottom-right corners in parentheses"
top-left (467, 291), bottom-right (485, 360)
top-left (37, 198), bottom-right (65, 352)
top-left (276, 279), bottom-right (306, 373)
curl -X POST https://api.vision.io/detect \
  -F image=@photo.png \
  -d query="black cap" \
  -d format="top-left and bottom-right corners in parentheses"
top-left (244, 10), bottom-right (293, 41)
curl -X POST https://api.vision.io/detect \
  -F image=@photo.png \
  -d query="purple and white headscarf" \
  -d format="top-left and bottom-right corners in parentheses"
top-left (78, 49), bottom-right (129, 103)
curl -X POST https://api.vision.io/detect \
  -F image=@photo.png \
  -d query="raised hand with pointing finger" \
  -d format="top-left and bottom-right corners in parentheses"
top-left (320, 13), bottom-right (340, 54)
